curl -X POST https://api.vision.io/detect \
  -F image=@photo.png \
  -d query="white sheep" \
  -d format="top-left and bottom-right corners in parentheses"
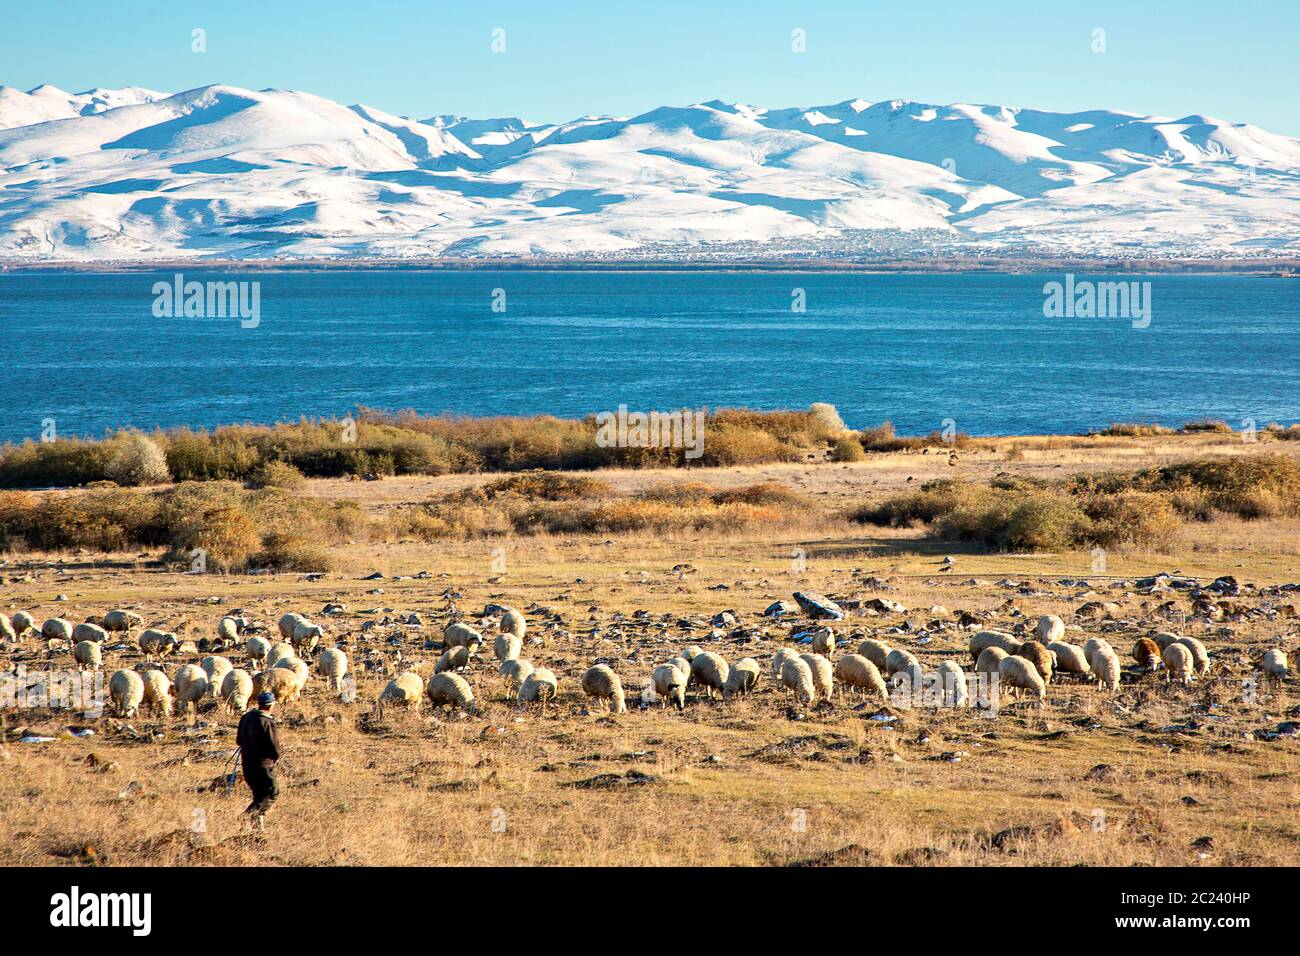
top-left (1152, 632), bottom-right (1181, 650)
top-left (856, 638), bottom-right (891, 671)
top-left (201, 655), bottom-right (233, 697)
top-left (12, 611), bottom-right (37, 637)
top-left (140, 669), bottom-right (172, 717)
top-left (265, 641), bottom-right (295, 669)
top-left (317, 648), bottom-right (348, 691)
top-left (581, 664), bottom-right (627, 713)
top-left (246, 636), bottom-right (271, 666)
top-left (518, 668), bottom-right (559, 713)
top-left (278, 613), bottom-right (324, 654)
top-left (436, 645), bottom-right (471, 674)
top-left (42, 618), bottom-right (73, 642)
top-left (216, 616), bottom-right (241, 643)
top-left (109, 669), bottom-right (145, 717)
top-left (0, 614), bottom-right (13, 643)
top-left (975, 646), bottom-right (1009, 677)
top-left (103, 609), bottom-right (143, 633)
top-left (1091, 645), bottom-right (1121, 692)
top-left (443, 622), bottom-right (484, 652)
top-left (1162, 643), bottom-right (1194, 686)
top-left (722, 657), bottom-right (761, 697)
top-left (379, 672), bottom-right (425, 714)
top-left (426, 672), bottom-right (478, 715)
top-left (652, 662), bottom-right (687, 710)
top-left (494, 633), bottom-right (522, 662)
top-left (780, 656), bottom-right (816, 704)
top-left (969, 630), bottom-right (1021, 663)
top-left (809, 627), bottom-right (836, 658)
top-left (998, 655), bottom-right (1046, 702)
top-left (274, 655), bottom-right (310, 691)
top-left (73, 622), bottom-right (108, 645)
top-left (1174, 636), bottom-right (1210, 676)
top-left (73, 639), bottom-right (102, 671)
top-left (833, 654), bottom-right (888, 702)
top-left (139, 629), bottom-right (178, 658)
top-left (800, 653), bottom-right (834, 701)
top-left (221, 668), bottom-right (253, 713)
top-left (936, 659), bottom-right (969, 708)
top-left (1262, 648), bottom-right (1289, 678)
top-left (499, 658), bottom-right (534, 692)
top-left (499, 608), bottom-right (526, 639)
top-left (1034, 615), bottom-right (1066, 644)
top-left (690, 652), bottom-right (730, 700)
top-left (1048, 642), bottom-right (1090, 676)
top-left (172, 663), bottom-right (209, 714)
top-left (1083, 638), bottom-right (1115, 670)
top-left (770, 647), bottom-right (800, 683)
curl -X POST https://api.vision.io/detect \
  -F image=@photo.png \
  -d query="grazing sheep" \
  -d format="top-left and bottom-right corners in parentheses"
top-left (666, 656), bottom-right (692, 687)
top-left (426, 672), bottom-right (478, 714)
top-left (884, 648), bottom-right (923, 683)
top-left (436, 645), bottom-right (471, 674)
top-left (494, 633), bottom-right (522, 662)
top-left (856, 638), bottom-right (891, 671)
top-left (216, 616), bottom-right (241, 643)
top-left (278, 613), bottom-right (324, 654)
top-left (1132, 638), bottom-right (1162, 671)
top-left (378, 672), bottom-right (424, 714)
top-left (652, 662), bottom-right (687, 710)
top-left (42, 618), bottom-right (73, 642)
top-left (722, 657), bottom-right (761, 697)
top-left (809, 627), bottom-right (836, 658)
top-left (1162, 643), bottom-right (1194, 686)
top-left (935, 659), bottom-right (969, 707)
top-left (265, 641), bottom-right (295, 669)
top-left (109, 669), bottom-right (145, 717)
top-left (1034, 615), bottom-right (1066, 644)
top-left (73, 640), bottom-right (102, 671)
top-left (1083, 638), bottom-right (1114, 670)
top-left (103, 609), bottom-right (142, 633)
top-left (834, 654), bottom-right (888, 701)
top-left (800, 653), bottom-right (834, 701)
top-left (12, 611), bottom-right (37, 637)
top-left (273, 655), bottom-right (310, 690)
top-left (1015, 640), bottom-right (1054, 684)
top-left (1048, 642), bottom-right (1090, 676)
top-left (0, 614), bottom-right (13, 643)
top-left (499, 609), bottom-right (526, 639)
top-left (73, 622), bottom-right (108, 645)
top-left (317, 648), bottom-right (348, 691)
top-left (201, 655), bottom-right (234, 697)
top-left (1262, 649), bottom-right (1289, 678)
top-left (969, 630), bottom-right (1021, 663)
top-left (221, 668), bottom-right (253, 713)
top-left (1091, 645), bottom-right (1121, 692)
top-left (690, 652), bottom-right (730, 700)
top-left (246, 636), bottom-right (271, 666)
top-left (499, 658), bottom-right (534, 691)
top-left (518, 668), bottom-right (559, 713)
top-left (139, 629), bottom-right (178, 658)
top-left (252, 667), bottom-right (302, 707)
top-left (1152, 632), bottom-right (1181, 651)
top-left (770, 647), bottom-right (800, 683)
top-left (173, 664), bottom-right (209, 714)
top-left (443, 622), bottom-right (484, 652)
top-left (998, 655), bottom-right (1047, 702)
top-left (140, 669), bottom-right (172, 717)
top-left (780, 657), bottom-right (817, 704)
top-left (1174, 636), bottom-right (1210, 675)
top-left (581, 664), bottom-right (627, 713)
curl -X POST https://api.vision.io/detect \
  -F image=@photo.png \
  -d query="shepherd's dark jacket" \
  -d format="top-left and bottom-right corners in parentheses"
top-left (236, 709), bottom-right (281, 768)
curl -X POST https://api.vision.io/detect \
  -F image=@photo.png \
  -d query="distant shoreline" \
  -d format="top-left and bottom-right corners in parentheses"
top-left (3, 257), bottom-right (1299, 276)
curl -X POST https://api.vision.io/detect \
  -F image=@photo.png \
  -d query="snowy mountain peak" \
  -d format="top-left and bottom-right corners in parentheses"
top-left (0, 84), bottom-right (1296, 261)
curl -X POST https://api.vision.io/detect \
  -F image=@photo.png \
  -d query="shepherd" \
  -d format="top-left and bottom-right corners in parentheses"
top-left (236, 691), bottom-right (282, 830)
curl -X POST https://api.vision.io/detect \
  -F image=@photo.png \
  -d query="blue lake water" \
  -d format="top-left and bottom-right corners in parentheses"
top-left (1, 271), bottom-right (1297, 444)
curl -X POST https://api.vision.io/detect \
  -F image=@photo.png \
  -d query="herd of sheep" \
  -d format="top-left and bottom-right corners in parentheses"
top-left (2, 601), bottom-right (1291, 728)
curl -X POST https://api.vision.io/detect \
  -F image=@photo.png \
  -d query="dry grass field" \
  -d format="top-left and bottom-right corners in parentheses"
top-left (2, 433), bottom-right (1298, 867)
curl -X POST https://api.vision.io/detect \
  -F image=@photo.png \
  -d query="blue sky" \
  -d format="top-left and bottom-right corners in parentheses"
top-left (4, 0), bottom-right (1297, 134)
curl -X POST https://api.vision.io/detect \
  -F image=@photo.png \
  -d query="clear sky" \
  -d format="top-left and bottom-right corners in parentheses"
top-left (3, 0), bottom-right (1297, 134)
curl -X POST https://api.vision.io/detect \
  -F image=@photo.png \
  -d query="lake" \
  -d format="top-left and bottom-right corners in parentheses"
top-left (1, 271), bottom-right (1297, 444)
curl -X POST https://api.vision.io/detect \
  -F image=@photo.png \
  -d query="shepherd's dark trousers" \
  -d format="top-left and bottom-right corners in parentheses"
top-left (243, 762), bottom-right (278, 814)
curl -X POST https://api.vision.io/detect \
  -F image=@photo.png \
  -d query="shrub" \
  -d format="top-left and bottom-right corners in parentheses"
top-left (1098, 422), bottom-right (1174, 437)
top-left (829, 434), bottom-right (867, 462)
top-left (105, 433), bottom-right (171, 487)
top-left (1181, 419), bottom-right (1233, 434)
top-left (248, 460), bottom-right (306, 490)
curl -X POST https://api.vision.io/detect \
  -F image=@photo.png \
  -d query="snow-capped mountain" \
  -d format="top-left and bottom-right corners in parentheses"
top-left (0, 84), bottom-right (1296, 261)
